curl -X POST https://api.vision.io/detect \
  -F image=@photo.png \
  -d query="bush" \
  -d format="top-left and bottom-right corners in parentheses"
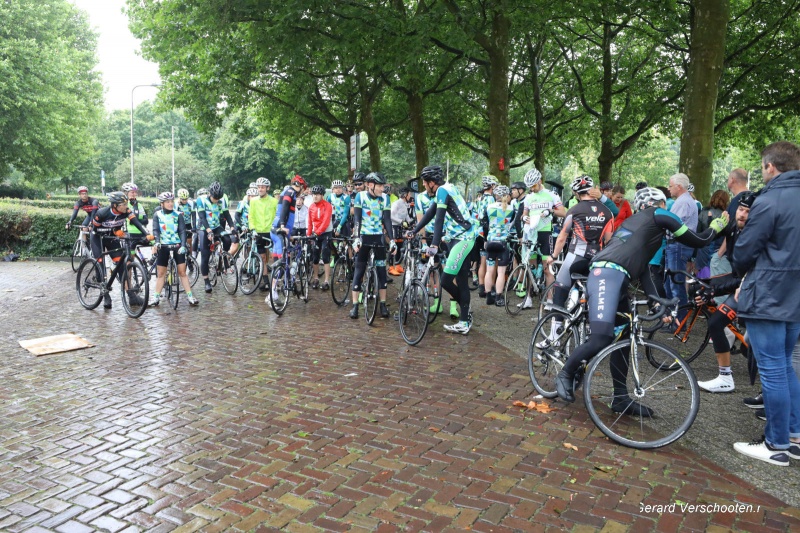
top-left (0, 202), bottom-right (73, 258)
top-left (0, 184), bottom-right (47, 199)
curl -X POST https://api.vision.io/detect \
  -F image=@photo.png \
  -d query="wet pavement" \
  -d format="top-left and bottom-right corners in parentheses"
top-left (0, 261), bottom-right (799, 532)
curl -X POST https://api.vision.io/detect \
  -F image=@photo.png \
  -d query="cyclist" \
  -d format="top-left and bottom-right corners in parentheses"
top-left (196, 181), bottom-right (235, 293)
top-left (121, 183), bottom-right (149, 252)
top-left (521, 169), bottom-right (567, 307)
top-left (474, 176), bottom-right (498, 298)
top-left (554, 187), bottom-right (729, 414)
top-left (509, 181), bottom-right (528, 268)
top-left (66, 186), bottom-right (100, 246)
top-left (329, 179), bottom-right (351, 237)
top-left (192, 187), bottom-right (208, 257)
top-left (90, 191), bottom-right (153, 309)
top-left (482, 185), bottom-right (515, 307)
top-left (232, 187), bottom-right (257, 257)
top-left (414, 176), bottom-right (448, 315)
top-left (309, 184), bottom-right (334, 290)
top-left (272, 175), bottom-right (306, 256)
top-left (349, 172), bottom-right (366, 219)
top-left (409, 165), bottom-right (479, 334)
top-left (389, 187), bottom-right (414, 276)
top-left (348, 172), bottom-right (395, 320)
top-left (149, 192), bottom-right (199, 307)
top-left (249, 177), bottom-right (277, 291)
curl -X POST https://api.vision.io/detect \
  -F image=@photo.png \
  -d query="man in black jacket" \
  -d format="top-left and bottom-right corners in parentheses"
top-left (732, 141), bottom-right (800, 467)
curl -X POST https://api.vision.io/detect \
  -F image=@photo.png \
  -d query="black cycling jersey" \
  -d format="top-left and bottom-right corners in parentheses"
top-left (277, 186), bottom-right (298, 228)
top-left (91, 206), bottom-right (147, 235)
top-left (563, 199), bottom-right (615, 258)
top-left (68, 197), bottom-right (100, 225)
top-left (592, 207), bottom-right (717, 280)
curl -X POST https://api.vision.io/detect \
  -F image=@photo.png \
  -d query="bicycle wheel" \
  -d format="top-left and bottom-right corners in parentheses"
top-left (583, 339), bottom-right (700, 449)
top-left (186, 254), bottom-right (200, 288)
top-left (364, 268), bottom-right (379, 325)
top-left (426, 264), bottom-right (443, 324)
top-left (646, 304), bottom-right (711, 370)
top-left (75, 259), bottom-right (104, 309)
top-left (297, 261), bottom-right (309, 302)
top-left (238, 252), bottom-right (264, 295)
top-left (220, 252), bottom-right (238, 294)
top-left (208, 252), bottom-right (218, 286)
top-left (399, 280), bottom-right (430, 346)
top-left (269, 264), bottom-right (290, 315)
top-left (71, 239), bottom-right (83, 272)
top-left (167, 259), bottom-right (180, 309)
top-left (331, 257), bottom-right (351, 306)
top-left (528, 311), bottom-right (579, 398)
top-left (121, 261), bottom-right (149, 318)
top-left (537, 281), bottom-right (558, 321)
top-left (504, 264), bottom-right (534, 316)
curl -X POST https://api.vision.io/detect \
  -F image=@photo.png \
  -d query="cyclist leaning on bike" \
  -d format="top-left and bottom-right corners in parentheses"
top-left (308, 185), bottom-right (334, 290)
top-left (150, 192), bottom-right (199, 307)
top-left (196, 182), bottom-right (235, 293)
top-left (121, 183), bottom-right (149, 252)
top-left (90, 191), bottom-right (153, 309)
top-left (554, 187), bottom-right (729, 414)
top-left (66, 186), bottom-right (99, 237)
top-left (248, 177), bottom-right (277, 291)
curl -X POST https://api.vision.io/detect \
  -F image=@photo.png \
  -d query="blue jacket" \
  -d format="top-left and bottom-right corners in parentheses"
top-left (733, 169), bottom-right (800, 320)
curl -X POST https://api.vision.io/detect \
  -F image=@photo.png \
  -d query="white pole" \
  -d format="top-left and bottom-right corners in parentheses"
top-left (171, 126), bottom-right (175, 196)
top-left (130, 83), bottom-right (161, 184)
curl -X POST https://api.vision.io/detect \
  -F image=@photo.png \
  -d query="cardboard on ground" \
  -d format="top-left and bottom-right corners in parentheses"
top-left (18, 334), bottom-right (94, 356)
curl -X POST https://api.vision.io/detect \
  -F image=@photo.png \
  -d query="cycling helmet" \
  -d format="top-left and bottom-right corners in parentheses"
top-left (107, 191), bottom-right (127, 206)
top-left (365, 172), bottom-right (387, 185)
top-left (481, 175), bottom-right (498, 190)
top-left (177, 188), bottom-right (190, 200)
top-left (523, 168), bottom-right (542, 188)
top-left (196, 187), bottom-right (208, 198)
top-left (291, 174), bottom-right (306, 188)
top-left (158, 191), bottom-right (174, 202)
top-left (331, 179), bottom-right (344, 188)
top-left (511, 181), bottom-right (526, 191)
top-left (383, 183), bottom-right (392, 193)
top-left (353, 172), bottom-right (366, 184)
top-left (77, 185), bottom-right (89, 193)
top-left (249, 182), bottom-right (257, 188)
top-left (687, 183), bottom-right (695, 192)
top-left (738, 191), bottom-right (757, 209)
top-left (208, 181), bottom-right (223, 199)
top-left (246, 187), bottom-right (258, 197)
top-left (635, 181), bottom-right (648, 191)
top-left (599, 181), bottom-right (612, 191)
top-left (255, 177), bottom-right (270, 187)
top-left (310, 185), bottom-right (325, 195)
top-left (571, 175), bottom-right (594, 193)
top-left (494, 185), bottom-right (510, 198)
top-left (121, 182), bottom-right (138, 192)
top-left (419, 165), bottom-right (445, 184)
top-left (633, 187), bottom-right (667, 211)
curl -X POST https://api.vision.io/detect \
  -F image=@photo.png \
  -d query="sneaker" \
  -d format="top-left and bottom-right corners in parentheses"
top-left (744, 393), bottom-right (764, 409)
top-left (734, 436), bottom-right (789, 466)
top-left (486, 291), bottom-right (496, 305)
top-left (449, 301), bottom-right (459, 319)
top-left (204, 280), bottom-right (213, 293)
top-left (187, 295), bottom-right (199, 306)
top-left (349, 305), bottom-right (359, 319)
top-left (127, 291), bottom-right (145, 307)
top-left (380, 302), bottom-right (390, 318)
top-left (611, 397), bottom-right (654, 418)
top-left (311, 278), bottom-right (320, 290)
top-left (515, 284), bottom-right (526, 298)
top-left (495, 296), bottom-right (505, 307)
top-left (697, 374), bottom-right (735, 393)
top-left (321, 282), bottom-right (330, 291)
top-left (150, 296), bottom-right (160, 307)
top-left (444, 320), bottom-right (471, 335)
top-left (789, 442), bottom-right (800, 460)
top-left (387, 266), bottom-right (397, 276)
top-left (518, 296), bottom-right (534, 309)
top-left (755, 408), bottom-right (766, 421)
top-left (395, 265), bottom-right (405, 274)
top-left (478, 287), bottom-right (487, 298)
top-left (103, 293), bottom-right (112, 309)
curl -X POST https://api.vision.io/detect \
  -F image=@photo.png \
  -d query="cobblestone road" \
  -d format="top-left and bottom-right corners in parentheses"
top-left (0, 261), bottom-right (798, 532)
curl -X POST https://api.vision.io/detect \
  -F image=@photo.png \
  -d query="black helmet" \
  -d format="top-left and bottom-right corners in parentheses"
top-left (310, 185), bottom-right (325, 195)
top-left (511, 181), bottom-right (526, 191)
top-left (635, 181), bottom-right (648, 191)
top-left (353, 172), bottom-right (366, 184)
top-left (365, 172), bottom-right (386, 185)
top-left (107, 191), bottom-right (127, 206)
top-left (419, 165), bottom-right (444, 184)
top-left (738, 191), bottom-right (758, 209)
top-left (208, 181), bottom-right (223, 199)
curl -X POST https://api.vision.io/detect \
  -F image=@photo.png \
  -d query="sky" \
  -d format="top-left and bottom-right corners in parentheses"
top-left (70, 0), bottom-right (161, 111)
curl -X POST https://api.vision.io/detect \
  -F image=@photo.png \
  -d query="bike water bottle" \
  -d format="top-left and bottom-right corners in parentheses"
top-left (290, 261), bottom-right (297, 277)
top-left (567, 286), bottom-right (579, 311)
top-left (534, 264), bottom-right (543, 279)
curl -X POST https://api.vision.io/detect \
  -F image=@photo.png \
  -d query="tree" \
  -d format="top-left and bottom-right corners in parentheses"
top-left (111, 145), bottom-right (210, 197)
top-left (0, 0), bottom-right (103, 181)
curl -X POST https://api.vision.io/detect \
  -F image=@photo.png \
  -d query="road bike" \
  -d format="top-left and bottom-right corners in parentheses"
top-left (398, 237), bottom-right (443, 345)
top-left (269, 234), bottom-right (314, 315)
top-left (504, 238), bottom-right (551, 315)
top-left (208, 231), bottom-right (238, 294)
top-left (331, 236), bottom-right (355, 306)
top-left (232, 230), bottom-right (266, 295)
top-left (70, 227), bottom-right (92, 272)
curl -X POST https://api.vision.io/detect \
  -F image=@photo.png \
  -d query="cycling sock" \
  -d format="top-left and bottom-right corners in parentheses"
top-left (719, 366), bottom-right (732, 376)
top-left (153, 292), bottom-right (161, 298)
top-left (186, 291), bottom-right (193, 298)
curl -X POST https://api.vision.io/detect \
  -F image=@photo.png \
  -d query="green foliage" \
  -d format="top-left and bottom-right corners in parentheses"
top-left (0, 203), bottom-right (73, 257)
top-left (111, 145), bottom-right (211, 197)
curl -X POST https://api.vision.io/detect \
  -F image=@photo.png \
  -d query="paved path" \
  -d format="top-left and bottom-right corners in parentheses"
top-left (0, 261), bottom-right (798, 532)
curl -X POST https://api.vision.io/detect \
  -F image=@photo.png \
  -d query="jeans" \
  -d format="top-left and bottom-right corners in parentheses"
top-left (747, 319), bottom-right (800, 449)
top-left (664, 243), bottom-right (692, 316)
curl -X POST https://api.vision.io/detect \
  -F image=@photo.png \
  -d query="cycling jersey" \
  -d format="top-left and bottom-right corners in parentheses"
top-left (523, 189), bottom-right (562, 232)
top-left (329, 192), bottom-right (351, 232)
top-left (309, 199), bottom-right (333, 235)
top-left (92, 206), bottom-right (147, 235)
top-left (415, 183), bottom-right (477, 246)
top-left (249, 194), bottom-right (278, 233)
top-left (414, 190), bottom-right (435, 233)
top-left (562, 199), bottom-right (615, 258)
top-left (126, 199), bottom-right (148, 235)
top-left (152, 209), bottom-right (187, 247)
top-left (353, 190), bottom-right (391, 236)
top-left (68, 197), bottom-right (100, 225)
top-left (176, 200), bottom-right (194, 228)
top-left (235, 198), bottom-right (250, 229)
top-left (484, 202), bottom-right (515, 242)
top-left (196, 195), bottom-right (232, 231)
top-left (472, 193), bottom-right (494, 236)
top-left (276, 186), bottom-right (298, 228)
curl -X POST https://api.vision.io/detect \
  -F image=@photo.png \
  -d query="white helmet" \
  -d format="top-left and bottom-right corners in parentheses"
top-left (246, 187), bottom-right (258, 197)
top-left (634, 187), bottom-right (667, 212)
top-left (571, 175), bottom-right (593, 193)
top-left (255, 177), bottom-right (270, 187)
top-left (524, 168), bottom-right (542, 188)
top-left (493, 185), bottom-right (510, 198)
top-left (157, 191), bottom-right (174, 202)
top-left (481, 175), bottom-right (498, 190)
top-left (331, 179), bottom-right (344, 188)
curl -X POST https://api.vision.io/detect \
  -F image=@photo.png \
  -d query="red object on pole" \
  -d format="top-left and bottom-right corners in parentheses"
top-left (498, 158), bottom-right (505, 171)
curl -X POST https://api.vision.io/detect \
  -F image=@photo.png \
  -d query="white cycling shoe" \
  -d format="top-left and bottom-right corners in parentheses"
top-left (698, 374), bottom-right (735, 393)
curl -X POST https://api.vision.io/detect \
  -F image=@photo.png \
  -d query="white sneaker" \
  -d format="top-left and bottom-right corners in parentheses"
top-left (536, 322), bottom-right (564, 349)
top-left (698, 374), bottom-right (735, 393)
top-left (187, 295), bottom-right (199, 306)
top-left (734, 436), bottom-right (790, 466)
top-left (518, 296), bottom-right (534, 309)
top-left (444, 321), bottom-right (471, 335)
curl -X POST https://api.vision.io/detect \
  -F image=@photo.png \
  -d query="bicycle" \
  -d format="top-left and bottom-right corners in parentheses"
top-left (331, 236), bottom-right (355, 306)
top-left (269, 234), bottom-right (314, 315)
top-left (156, 244), bottom-right (182, 310)
top-left (207, 231), bottom-right (238, 295)
top-left (75, 235), bottom-right (149, 318)
top-left (398, 239), bottom-right (444, 345)
top-left (646, 269), bottom-right (748, 371)
top-left (232, 230), bottom-right (266, 295)
top-left (353, 243), bottom-right (382, 325)
top-left (503, 238), bottom-right (551, 315)
top-left (70, 226), bottom-right (92, 272)
top-left (135, 242), bottom-right (199, 289)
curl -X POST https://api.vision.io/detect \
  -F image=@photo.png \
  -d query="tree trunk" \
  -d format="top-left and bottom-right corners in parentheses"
top-left (407, 91), bottom-right (429, 175)
top-left (360, 97), bottom-right (381, 172)
top-left (679, 0), bottom-right (729, 203)
top-left (531, 39), bottom-right (546, 174)
top-left (487, 12), bottom-right (511, 184)
top-left (597, 21), bottom-right (615, 184)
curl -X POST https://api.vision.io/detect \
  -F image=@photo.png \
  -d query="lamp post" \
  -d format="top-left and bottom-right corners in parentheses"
top-left (130, 83), bottom-right (161, 184)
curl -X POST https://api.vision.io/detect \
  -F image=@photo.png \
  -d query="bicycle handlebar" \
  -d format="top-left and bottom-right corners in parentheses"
top-left (664, 269), bottom-right (712, 289)
top-left (638, 296), bottom-right (680, 322)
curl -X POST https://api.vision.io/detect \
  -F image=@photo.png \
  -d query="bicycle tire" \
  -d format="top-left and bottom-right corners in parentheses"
top-left (168, 259), bottom-right (180, 309)
top-left (504, 264), bottom-right (533, 316)
top-left (186, 254), bottom-right (200, 288)
top-left (331, 257), bottom-right (351, 306)
top-left (528, 311), bottom-right (579, 398)
top-left (426, 265), bottom-right (443, 324)
top-left (121, 261), bottom-right (149, 318)
top-left (76, 259), bottom-right (104, 310)
top-left (238, 252), bottom-right (264, 295)
top-left (537, 281), bottom-right (558, 322)
top-left (399, 280), bottom-right (430, 346)
top-left (646, 304), bottom-right (711, 370)
top-left (364, 268), bottom-right (378, 325)
top-left (297, 261), bottom-right (309, 302)
top-left (468, 259), bottom-right (480, 291)
top-left (71, 239), bottom-right (83, 272)
top-left (583, 339), bottom-right (700, 449)
top-left (269, 264), bottom-right (289, 315)
top-left (220, 252), bottom-right (238, 295)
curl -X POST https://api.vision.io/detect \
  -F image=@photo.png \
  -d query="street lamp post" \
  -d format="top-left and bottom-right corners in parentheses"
top-left (130, 84), bottom-right (161, 184)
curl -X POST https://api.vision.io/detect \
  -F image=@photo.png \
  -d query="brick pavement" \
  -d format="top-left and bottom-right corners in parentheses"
top-left (0, 261), bottom-right (799, 532)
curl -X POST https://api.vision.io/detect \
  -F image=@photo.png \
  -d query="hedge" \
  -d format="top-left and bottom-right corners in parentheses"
top-left (0, 202), bottom-right (75, 258)
top-left (0, 196), bottom-right (161, 213)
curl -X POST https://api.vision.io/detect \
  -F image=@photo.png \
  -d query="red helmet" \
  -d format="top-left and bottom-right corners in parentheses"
top-left (292, 174), bottom-right (306, 187)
